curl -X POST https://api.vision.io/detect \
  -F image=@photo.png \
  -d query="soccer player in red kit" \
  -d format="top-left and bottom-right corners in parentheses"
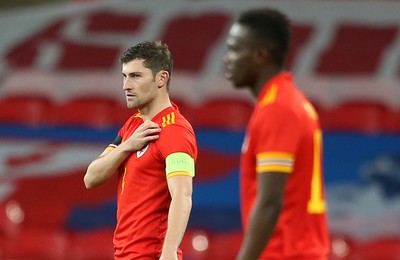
top-left (84, 41), bottom-right (197, 260)
top-left (224, 8), bottom-right (330, 260)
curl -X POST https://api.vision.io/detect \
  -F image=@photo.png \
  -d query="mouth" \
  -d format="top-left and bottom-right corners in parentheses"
top-left (126, 93), bottom-right (135, 99)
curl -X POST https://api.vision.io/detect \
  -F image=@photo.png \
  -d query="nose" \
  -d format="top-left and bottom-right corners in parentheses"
top-left (123, 78), bottom-right (131, 91)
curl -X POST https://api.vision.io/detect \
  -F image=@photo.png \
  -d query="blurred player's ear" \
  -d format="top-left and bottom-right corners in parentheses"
top-left (254, 47), bottom-right (270, 65)
top-left (157, 70), bottom-right (169, 88)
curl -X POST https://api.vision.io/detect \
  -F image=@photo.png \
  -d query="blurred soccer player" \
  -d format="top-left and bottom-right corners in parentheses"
top-left (224, 8), bottom-right (330, 260)
top-left (84, 41), bottom-right (197, 260)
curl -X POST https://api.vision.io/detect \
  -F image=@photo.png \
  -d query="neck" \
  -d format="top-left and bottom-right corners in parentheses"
top-left (252, 67), bottom-right (284, 97)
top-left (139, 96), bottom-right (172, 121)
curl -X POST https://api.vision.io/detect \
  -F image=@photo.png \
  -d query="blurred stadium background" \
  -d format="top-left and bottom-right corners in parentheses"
top-left (1, 0), bottom-right (400, 259)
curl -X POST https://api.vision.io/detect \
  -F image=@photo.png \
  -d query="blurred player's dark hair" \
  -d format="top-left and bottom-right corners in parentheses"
top-left (238, 8), bottom-right (291, 67)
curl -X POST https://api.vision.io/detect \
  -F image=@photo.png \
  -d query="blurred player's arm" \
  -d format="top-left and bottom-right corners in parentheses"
top-left (84, 120), bottom-right (161, 189)
top-left (160, 153), bottom-right (195, 260)
top-left (237, 172), bottom-right (288, 260)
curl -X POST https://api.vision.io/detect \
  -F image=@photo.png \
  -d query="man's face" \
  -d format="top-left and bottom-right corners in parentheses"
top-left (122, 59), bottom-right (158, 109)
top-left (224, 23), bottom-right (258, 88)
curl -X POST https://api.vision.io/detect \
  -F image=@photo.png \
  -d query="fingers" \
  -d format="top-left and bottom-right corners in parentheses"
top-left (126, 120), bottom-right (162, 151)
top-left (139, 120), bottom-right (161, 131)
top-left (140, 120), bottom-right (161, 136)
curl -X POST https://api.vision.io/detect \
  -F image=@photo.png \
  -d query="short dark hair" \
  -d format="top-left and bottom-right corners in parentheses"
top-left (120, 41), bottom-right (173, 87)
top-left (238, 8), bottom-right (291, 67)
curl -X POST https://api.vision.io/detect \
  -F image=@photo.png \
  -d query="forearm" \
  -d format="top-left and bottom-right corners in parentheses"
top-left (161, 194), bottom-right (192, 257)
top-left (84, 144), bottom-right (132, 188)
top-left (237, 201), bottom-right (281, 260)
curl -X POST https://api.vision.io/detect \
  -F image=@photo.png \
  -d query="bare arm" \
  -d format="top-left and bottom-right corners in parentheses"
top-left (236, 172), bottom-right (288, 260)
top-left (160, 175), bottom-right (193, 260)
top-left (84, 120), bottom-right (161, 188)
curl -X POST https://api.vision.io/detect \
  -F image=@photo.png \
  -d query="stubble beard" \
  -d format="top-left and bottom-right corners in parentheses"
top-left (126, 99), bottom-right (140, 109)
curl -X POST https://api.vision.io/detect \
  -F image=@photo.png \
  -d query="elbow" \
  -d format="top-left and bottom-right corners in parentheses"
top-left (83, 174), bottom-right (96, 189)
top-left (84, 165), bottom-right (100, 189)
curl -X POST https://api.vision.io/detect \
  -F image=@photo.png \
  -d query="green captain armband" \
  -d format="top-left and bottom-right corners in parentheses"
top-left (165, 152), bottom-right (195, 179)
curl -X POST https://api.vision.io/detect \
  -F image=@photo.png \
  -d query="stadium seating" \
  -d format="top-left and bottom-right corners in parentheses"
top-left (206, 230), bottom-right (243, 259)
top-left (316, 23), bottom-right (398, 75)
top-left (0, 95), bottom-right (56, 127)
top-left (360, 236), bottom-right (400, 260)
top-left (192, 98), bottom-right (254, 130)
top-left (53, 96), bottom-right (120, 129)
top-left (1, 228), bottom-right (68, 260)
top-left (85, 10), bottom-right (145, 34)
top-left (160, 12), bottom-right (231, 72)
top-left (57, 41), bottom-right (121, 70)
top-left (1, 94), bottom-right (399, 134)
top-left (67, 229), bottom-right (114, 260)
top-left (383, 107), bottom-right (400, 133)
top-left (5, 20), bottom-right (66, 68)
top-left (319, 100), bottom-right (389, 133)
top-left (1, 2), bottom-right (400, 259)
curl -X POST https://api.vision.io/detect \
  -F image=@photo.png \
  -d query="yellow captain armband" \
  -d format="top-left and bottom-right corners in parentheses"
top-left (165, 152), bottom-right (195, 179)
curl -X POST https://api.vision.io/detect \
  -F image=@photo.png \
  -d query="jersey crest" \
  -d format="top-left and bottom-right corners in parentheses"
top-left (137, 144), bottom-right (149, 158)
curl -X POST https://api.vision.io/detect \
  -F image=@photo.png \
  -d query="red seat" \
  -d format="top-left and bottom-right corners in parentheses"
top-left (67, 229), bottom-right (114, 260)
top-left (172, 98), bottom-right (196, 123)
top-left (54, 97), bottom-right (119, 129)
top-left (57, 41), bottom-right (120, 70)
top-left (193, 98), bottom-right (254, 130)
top-left (207, 230), bottom-right (243, 259)
top-left (0, 96), bottom-right (55, 127)
top-left (1, 228), bottom-right (68, 260)
top-left (85, 10), bottom-right (145, 34)
top-left (383, 108), bottom-right (400, 133)
top-left (161, 12), bottom-right (231, 73)
top-left (359, 236), bottom-right (400, 260)
top-left (316, 24), bottom-right (398, 75)
top-left (321, 101), bottom-right (389, 133)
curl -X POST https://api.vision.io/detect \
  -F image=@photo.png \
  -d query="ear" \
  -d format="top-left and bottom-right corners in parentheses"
top-left (254, 47), bottom-right (270, 65)
top-left (157, 71), bottom-right (169, 88)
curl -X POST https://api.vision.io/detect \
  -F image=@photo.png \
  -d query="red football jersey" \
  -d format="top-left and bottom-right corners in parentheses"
top-left (240, 72), bottom-right (330, 259)
top-left (110, 104), bottom-right (197, 259)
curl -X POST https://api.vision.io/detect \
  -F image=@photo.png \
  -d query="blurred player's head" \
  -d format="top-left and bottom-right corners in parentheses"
top-left (120, 41), bottom-right (173, 89)
top-left (238, 8), bottom-right (290, 68)
top-left (224, 7), bottom-right (291, 90)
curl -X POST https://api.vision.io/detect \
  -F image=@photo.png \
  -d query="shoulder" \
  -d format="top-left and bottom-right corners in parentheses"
top-left (160, 110), bottom-right (195, 134)
top-left (156, 111), bottom-right (197, 158)
top-left (119, 112), bottom-right (143, 136)
top-left (125, 112), bottom-right (143, 126)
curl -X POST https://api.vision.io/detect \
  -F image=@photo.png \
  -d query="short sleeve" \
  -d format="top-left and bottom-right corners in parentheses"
top-left (156, 124), bottom-right (197, 161)
top-left (252, 105), bottom-right (301, 174)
